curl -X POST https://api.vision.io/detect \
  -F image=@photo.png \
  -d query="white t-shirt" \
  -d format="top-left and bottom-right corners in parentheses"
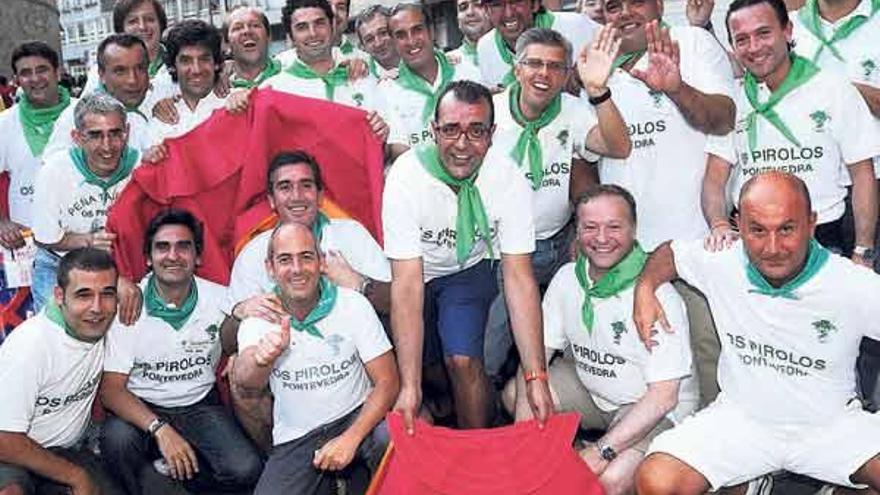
top-left (448, 44), bottom-right (480, 75)
top-left (32, 149), bottom-right (138, 250)
top-left (378, 60), bottom-right (481, 148)
top-left (671, 238), bottom-right (880, 426)
top-left (224, 219), bottom-right (392, 313)
top-left (147, 91), bottom-right (227, 146)
top-left (477, 12), bottom-right (598, 88)
top-left (275, 43), bottom-right (368, 69)
top-left (600, 26), bottom-right (735, 250)
top-left (383, 147), bottom-right (535, 281)
top-left (544, 262), bottom-right (698, 420)
top-left (43, 98), bottom-right (154, 158)
top-left (104, 276), bottom-right (225, 408)
top-left (492, 89), bottom-right (598, 240)
top-left (237, 288), bottom-right (391, 445)
top-left (706, 69), bottom-right (880, 224)
top-left (0, 101), bottom-right (77, 226)
top-left (0, 312), bottom-right (104, 448)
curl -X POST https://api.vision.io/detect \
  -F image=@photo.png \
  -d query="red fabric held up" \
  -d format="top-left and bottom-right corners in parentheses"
top-left (368, 412), bottom-right (605, 495)
top-left (106, 89), bottom-right (385, 284)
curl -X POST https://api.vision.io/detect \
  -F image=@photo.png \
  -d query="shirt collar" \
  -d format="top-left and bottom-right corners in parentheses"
top-left (819, 0), bottom-right (873, 29)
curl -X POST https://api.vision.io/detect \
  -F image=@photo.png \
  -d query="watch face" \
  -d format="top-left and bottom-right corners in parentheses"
top-left (599, 445), bottom-right (617, 461)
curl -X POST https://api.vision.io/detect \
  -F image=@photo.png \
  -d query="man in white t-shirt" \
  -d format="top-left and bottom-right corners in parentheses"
top-left (355, 5), bottom-right (400, 79)
top-left (0, 248), bottom-right (122, 495)
top-left (477, 0), bottom-right (599, 88)
top-left (234, 222), bottom-right (398, 494)
top-left (45, 34), bottom-right (155, 157)
top-left (633, 171), bottom-right (880, 495)
top-left (449, 0), bottom-right (492, 71)
top-left (384, 80), bottom-right (553, 431)
top-left (508, 185), bottom-right (697, 495)
top-left (380, 3), bottom-right (482, 158)
top-left (224, 6), bottom-right (282, 90)
top-left (32, 93), bottom-right (140, 314)
top-left (100, 209), bottom-right (262, 495)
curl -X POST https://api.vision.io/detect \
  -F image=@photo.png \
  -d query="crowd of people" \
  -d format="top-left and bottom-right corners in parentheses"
top-left (0, 0), bottom-right (879, 492)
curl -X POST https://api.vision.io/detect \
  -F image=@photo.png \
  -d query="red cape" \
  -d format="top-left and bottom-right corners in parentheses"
top-left (368, 412), bottom-right (605, 495)
top-left (106, 89), bottom-right (385, 284)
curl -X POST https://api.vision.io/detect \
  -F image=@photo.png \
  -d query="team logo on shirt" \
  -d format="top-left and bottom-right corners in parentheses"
top-left (648, 89), bottom-right (664, 108)
top-left (809, 110), bottom-right (830, 133)
top-left (812, 319), bottom-right (837, 343)
top-left (556, 129), bottom-right (569, 148)
top-left (352, 93), bottom-right (365, 107)
top-left (862, 59), bottom-right (877, 79)
top-left (611, 320), bottom-right (627, 345)
top-left (204, 324), bottom-right (218, 342)
top-left (325, 334), bottom-right (345, 356)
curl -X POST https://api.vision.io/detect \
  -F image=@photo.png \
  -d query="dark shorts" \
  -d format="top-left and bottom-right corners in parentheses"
top-left (423, 260), bottom-right (499, 361)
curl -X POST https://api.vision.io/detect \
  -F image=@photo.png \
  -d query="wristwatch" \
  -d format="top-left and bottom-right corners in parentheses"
top-left (596, 441), bottom-right (617, 462)
top-left (854, 246), bottom-right (876, 261)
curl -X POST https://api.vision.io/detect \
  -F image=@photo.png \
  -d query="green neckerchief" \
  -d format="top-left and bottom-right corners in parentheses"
top-left (461, 40), bottom-right (478, 66)
top-left (144, 274), bottom-right (198, 330)
top-left (369, 57), bottom-right (381, 78)
top-left (45, 300), bottom-right (96, 343)
top-left (612, 49), bottom-right (646, 70)
top-left (417, 144), bottom-right (494, 264)
top-left (285, 60), bottom-right (350, 102)
top-left (273, 277), bottom-right (337, 339)
top-left (534, 10), bottom-right (555, 28)
top-left (18, 86), bottom-right (71, 156)
top-left (396, 49), bottom-right (456, 124)
top-left (340, 38), bottom-right (355, 55)
top-left (798, 0), bottom-right (880, 62)
top-left (148, 51), bottom-right (164, 78)
top-left (508, 82), bottom-right (561, 190)
top-left (69, 146), bottom-right (138, 200)
top-left (231, 58), bottom-right (282, 89)
top-left (313, 211), bottom-right (330, 244)
top-left (575, 243), bottom-right (647, 334)
top-left (743, 55), bottom-right (820, 153)
top-left (493, 29), bottom-right (518, 88)
top-left (745, 238), bottom-right (829, 299)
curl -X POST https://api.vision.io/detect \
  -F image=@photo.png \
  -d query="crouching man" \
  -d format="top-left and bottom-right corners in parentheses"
top-left (233, 222), bottom-right (399, 495)
top-left (509, 185), bottom-right (699, 495)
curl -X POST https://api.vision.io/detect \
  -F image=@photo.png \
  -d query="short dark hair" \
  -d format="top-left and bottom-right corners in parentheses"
top-left (725, 0), bottom-right (789, 44)
top-left (434, 80), bottom-right (494, 125)
top-left (11, 41), bottom-right (59, 74)
top-left (113, 0), bottom-right (168, 35)
top-left (267, 150), bottom-right (324, 192)
top-left (389, 3), bottom-right (433, 27)
top-left (355, 4), bottom-right (390, 41)
top-left (282, 0), bottom-right (334, 39)
top-left (162, 19), bottom-right (223, 83)
top-left (97, 33), bottom-right (149, 72)
top-left (143, 208), bottom-right (206, 258)
top-left (575, 184), bottom-right (639, 225)
top-left (57, 248), bottom-right (118, 291)
top-left (223, 6), bottom-right (271, 42)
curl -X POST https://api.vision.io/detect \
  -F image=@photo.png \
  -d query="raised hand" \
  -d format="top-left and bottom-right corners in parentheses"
top-left (686, 0), bottom-right (715, 29)
top-left (629, 21), bottom-right (683, 95)
top-left (576, 24), bottom-right (623, 97)
top-left (254, 318), bottom-right (291, 367)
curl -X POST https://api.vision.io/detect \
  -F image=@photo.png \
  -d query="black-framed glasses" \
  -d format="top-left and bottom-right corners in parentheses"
top-left (434, 123), bottom-right (493, 141)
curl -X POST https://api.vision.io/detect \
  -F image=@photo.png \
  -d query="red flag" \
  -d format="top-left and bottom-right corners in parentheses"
top-left (368, 412), bottom-right (605, 495)
top-left (106, 89), bottom-right (385, 284)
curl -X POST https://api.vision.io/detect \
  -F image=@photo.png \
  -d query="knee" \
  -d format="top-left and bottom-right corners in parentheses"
top-left (444, 355), bottom-right (483, 379)
top-left (0, 484), bottom-right (27, 495)
top-left (635, 454), bottom-right (691, 495)
top-left (216, 452), bottom-right (263, 487)
top-left (600, 467), bottom-right (635, 495)
top-left (100, 417), bottom-right (145, 458)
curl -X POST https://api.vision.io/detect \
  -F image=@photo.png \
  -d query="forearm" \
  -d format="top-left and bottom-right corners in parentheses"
top-left (503, 255), bottom-right (546, 374)
top-left (589, 99), bottom-right (632, 159)
top-left (365, 281), bottom-right (391, 315)
top-left (637, 242), bottom-right (679, 291)
top-left (701, 154), bottom-right (733, 228)
top-left (220, 314), bottom-right (241, 355)
top-left (570, 158), bottom-right (600, 203)
top-left (0, 432), bottom-right (83, 487)
top-left (600, 380), bottom-right (680, 452)
top-left (850, 161), bottom-right (878, 248)
top-left (667, 83), bottom-right (734, 135)
top-left (232, 347), bottom-right (273, 392)
top-left (39, 232), bottom-right (92, 252)
top-left (390, 278), bottom-right (424, 388)
top-left (341, 355), bottom-right (399, 443)
top-left (853, 82), bottom-right (880, 118)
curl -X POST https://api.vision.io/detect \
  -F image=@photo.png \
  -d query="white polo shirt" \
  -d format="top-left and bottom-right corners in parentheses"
top-left (383, 146), bottom-right (535, 281)
top-left (237, 287), bottom-right (391, 445)
top-left (43, 99), bottom-right (154, 158)
top-left (224, 218), bottom-right (392, 313)
top-left (477, 12), bottom-right (598, 88)
top-left (706, 68), bottom-right (880, 224)
top-left (544, 262), bottom-right (698, 420)
top-left (32, 149), bottom-right (138, 251)
top-left (0, 311), bottom-right (104, 448)
top-left (672, 238), bottom-right (880, 426)
top-left (378, 60), bottom-right (481, 148)
top-left (104, 276), bottom-right (225, 408)
top-left (147, 91), bottom-right (227, 146)
top-left (492, 89), bottom-right (598, 240)
top-left (599, 26), bottom-right (735, 250)
top-left (0, 101), bottom-right (77, 226)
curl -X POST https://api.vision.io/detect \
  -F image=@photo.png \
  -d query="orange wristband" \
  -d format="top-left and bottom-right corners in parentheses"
top-left (524, 370), bottom-right (548, 383)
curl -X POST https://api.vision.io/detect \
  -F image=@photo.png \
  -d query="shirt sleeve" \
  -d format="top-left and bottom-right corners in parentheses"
top-left (680, 27), bottom-right (735, 98)
top-left (496, 161), bottom-right (536, 255)
top-left (0, 331), bottom-right (45, 433)
top-left (103, 323), bottom-right (136, 374)
top-left (332, 221), bottom-right (392, 282)
top-left (31, 159), bottom-right (65, 244)
top-left (382, 159), bottom-right (423, 260)
top-left (669, 238), bottom-right (718, 294)
top-left (542, 266), bottom-right (572, 351)
top-left (224, 238), bottom-right (270, 314)
top-left (643, 283), bottom-right (694, 383)
top-left (348, 293), bottom-right (392, 363)
top-left (705, 131), bottom-right (738, 164)
top-left (831, 80), bottom-right (880, 165)
top-left (571, 96), bottom-right (600, 161)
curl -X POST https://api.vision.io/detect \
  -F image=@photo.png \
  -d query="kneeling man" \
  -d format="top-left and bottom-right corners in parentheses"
top-left (234, 222), bottom-right (399, 495)
top-left (635, 172), bottom-right (880, 495)
top-left (511, 185), bottom-right (698, 495)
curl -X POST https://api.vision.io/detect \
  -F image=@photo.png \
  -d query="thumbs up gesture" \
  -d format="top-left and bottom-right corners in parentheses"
top-left (254, 318), bottom-right (291, 367)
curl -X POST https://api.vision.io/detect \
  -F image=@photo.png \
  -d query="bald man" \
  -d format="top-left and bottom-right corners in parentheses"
top-left (630, 171), bottom-right (880, 495)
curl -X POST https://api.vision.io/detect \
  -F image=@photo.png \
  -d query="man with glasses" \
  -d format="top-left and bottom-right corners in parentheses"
top-left (449, 0), bottom-right (493, 71)
top-left (477, 0), bottom-right (598, 89)
top-left (383, 80), bottom-right (553, 432)
top-left (356, 5), bottom-right (400, 79)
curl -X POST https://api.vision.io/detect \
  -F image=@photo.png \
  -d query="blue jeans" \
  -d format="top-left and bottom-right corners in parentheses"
top-left (31, 247), bottom-right (60, 313)
top-left (100, 390), bottom-right (262, 495)
top-left (0, 445), bottom-right (123, 495)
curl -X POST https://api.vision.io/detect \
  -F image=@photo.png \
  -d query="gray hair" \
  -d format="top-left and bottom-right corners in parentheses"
top-left (73, 92), bottom-right (127, 131)
top-left (515, 28), bottom-right (573, 68)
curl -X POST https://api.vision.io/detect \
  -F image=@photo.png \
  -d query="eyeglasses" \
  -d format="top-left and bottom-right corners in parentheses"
top-left (483, 0), bottom-right (529, 10)
top-left (518, 58), bottom-right (568, 73)
top-left (434, 123), bottom-right (493, 141)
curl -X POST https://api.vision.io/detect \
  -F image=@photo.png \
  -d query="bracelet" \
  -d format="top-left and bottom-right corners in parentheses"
top-left (357, 276), bottom-right (373, 295)
top-left (524, 370), bottom-right (549, 383)
top-left (147, 418), bottom-right (167, 437)
top-left (588, 88), bottom-right (612, 106)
